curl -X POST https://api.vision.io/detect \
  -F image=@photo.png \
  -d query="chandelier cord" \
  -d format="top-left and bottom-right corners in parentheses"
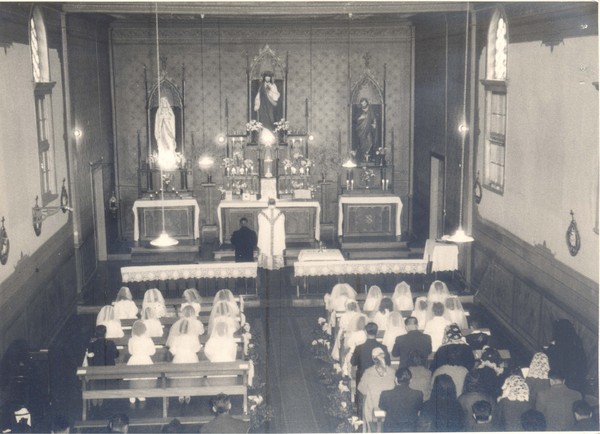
top-left (155, 2), bottom-right (167, 235)
top-left (458, 3), bottom-right (470, 227)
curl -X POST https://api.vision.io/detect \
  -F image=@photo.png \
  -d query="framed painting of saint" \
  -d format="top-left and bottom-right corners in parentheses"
top-left (352, 98), bottom-right (382, 163)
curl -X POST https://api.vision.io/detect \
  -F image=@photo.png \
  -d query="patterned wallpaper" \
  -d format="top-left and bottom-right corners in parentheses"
top-left (111, 20), bottom-right (413, 238)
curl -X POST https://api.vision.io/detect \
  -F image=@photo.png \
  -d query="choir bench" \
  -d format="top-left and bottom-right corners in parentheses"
top-left (76, 361), bottom-right (251, 421)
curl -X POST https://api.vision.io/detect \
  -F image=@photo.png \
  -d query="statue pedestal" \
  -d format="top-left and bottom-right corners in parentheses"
top-left (261, 178), bottom-right (277, 200)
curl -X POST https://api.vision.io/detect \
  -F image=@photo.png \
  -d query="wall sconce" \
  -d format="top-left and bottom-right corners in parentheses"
top-left (198, 155), bottom-right (215, 184)
top-left (0, 217), bottom-right (9, 265)
top-left (108, 191), bottom-right (118, 218)
top-left (73, 129), bottom-right (82, 139)
top-left (32, 179), bottom-right (72, 236)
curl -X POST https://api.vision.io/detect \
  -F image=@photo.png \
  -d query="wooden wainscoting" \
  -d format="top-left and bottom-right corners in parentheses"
top-left (472, 219), bottom-right (598, 375)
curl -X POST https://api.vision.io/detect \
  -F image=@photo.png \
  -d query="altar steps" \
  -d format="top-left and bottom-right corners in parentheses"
top-left (340, 236), bottom-right (419, 260)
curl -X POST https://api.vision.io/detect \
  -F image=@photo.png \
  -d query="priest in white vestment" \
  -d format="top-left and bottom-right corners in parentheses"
top-left (257, 198), bottom-right (286, 270)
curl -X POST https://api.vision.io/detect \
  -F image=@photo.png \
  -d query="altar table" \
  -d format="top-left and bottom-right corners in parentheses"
top-left (424, 239), bottom-right (459, 272)
top-left (338, 195), bottom-right (402, 238)
top-left (297, 249), bottom-right (345, 262)
top-left (132, 198), bottom-right (200, 241)
top-left (217, 199), bottom-right (320, 244)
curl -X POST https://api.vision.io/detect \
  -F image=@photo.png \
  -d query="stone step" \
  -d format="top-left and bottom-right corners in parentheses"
top-left (345, 249), bottom-right (415, 260)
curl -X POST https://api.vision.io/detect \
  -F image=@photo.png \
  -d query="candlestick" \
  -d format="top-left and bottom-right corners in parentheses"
top-left (351, 179), bottom-right (354, 190)
top-left (346, 179), bottom-right (350, 190)
top-left (381, 179), bottom-right (384, 190)
top-left (385, 179), bottom-right (389, 190)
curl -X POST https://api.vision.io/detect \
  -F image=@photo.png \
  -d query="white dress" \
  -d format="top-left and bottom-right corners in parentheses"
top-left (257, 207), bottom-right (286, 270)
top-left (424, 316), bottom-right (451, 352)
top-left (143, 301), bottom-right (167, 319)
top-left (180, 302), bottom-right (201, 316)
top-left (127, 336), bottom-right (156, 365)
top-left (113, 300), bottom-right (139, 319)
top-left (101, 320), bottom-right (124, 339)
top-left (170, 334), bottom-right (201, 363)
top-left (204, 338), bottom-right (237, 362)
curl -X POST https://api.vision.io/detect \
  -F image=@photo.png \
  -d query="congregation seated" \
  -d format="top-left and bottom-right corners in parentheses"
top-left (357, 347), bottom-right (395, 431)
top-left (324, 283), bottom-right (357, 314)
top-left (179, 288), bottom-right (202, 316)
top-left (140, 306), bottom-right (164, 337)
top-left (113, 286), bottom-right (138, 320)
top-left (200, 393), bottom-right (249, 434)
top-left (350, 322), bottom-right (390, 387)
top-left (371, 297), bottom-right (393, 331)
top-left (204, 319), bottom-right (237, 363)
top-left (535, 368), bottom-right (582, 431)
top-left (168, 319), bottom-right (202, 364)
top-left (406, 351), bottom-right (432, 401)
top-left (430, 340), bottom-right (470, 398)
top-left (342, 315), bottom-right (367, 372)
top-left (443, 295), bottom-right (468, 330)
top-left (143, 288), bottom-right (167, 319)
top-left (86, 324), bottom-right (119, 366)
top-left (331, 300), bottom-right (362, 361)
top-left (497, 374), bottom-right (532, 431)
top-left (391, 316), bottom-right (431, 368)
top-left (363, 285), bottom-right (383, 316)
top-left (391, 281), bottom-right (413, 312)
top-left (423, 302), bottom-right (451, 352)
top-left (127, 321), bottom-right (156, 405)
top-left (473, 347), bottom-right (506, 399)
top-left (167, 306), bottom-right (205, 348)
top-left (524, 352), bottom-right (550, 405)
top-left (381, 311), bottom-right (406, 353)
top-left (468, 399), bottom-right (499, 431)
top-left (96, 305), bottom-right (124, 339)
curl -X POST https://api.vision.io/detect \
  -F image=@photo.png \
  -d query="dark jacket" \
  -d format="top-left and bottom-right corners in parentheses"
top-left (378, 383), bottom-right (423, 432)
top-left (351, 339), bottom-right (390, 386)
top-left (86, 338), bottom-right (119, 366)
top-left (200, 413), bottom-right (249, 433)
top-left (230, 226), bottom-right (257, 263)
top-left (429, 343), bottom-right (475, 372)
top-left (535, 383), bottom-right (582, 431)
top-left (391, 330), bottom-right (432, 367)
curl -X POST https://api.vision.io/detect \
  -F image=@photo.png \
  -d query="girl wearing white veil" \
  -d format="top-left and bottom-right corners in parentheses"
top-left (443, 296), bottom-right (468, 330)
top-left (168, 319), bottom-right (201, 364)
top-left (214, 289), bottom-right (240, 316)
top-left (204, 319), bottom-right (237, 362)
top-left (411, 296), bottom-right (429, 330)
top-left (392, 281), bottom-right (414, 312)
top-left (208, 300), bottom-right (240, 337)
top-left (382, 311), bottom-right (407, 353)
top-left (180, 288), bottom-right (202, 316)
top-left (167, 306), bottom-right (204, 348)
top-left (127, 321), bottom-right (156, 405)
top-left (331, 299), bottom-right (362, 361)
top-left (363, 285), bottom-right (383, 315)
top-left (96, 305), bottom-right (124, 338)
top-left (142, 288), bottom-right (167, 319)
top-left (141, 306), bottom-right (163, 337)
top-left (342, 315), bottom-right (367, 373)
top-left (113, 286), bottom-right (138, 320)
top-left (427, 280), bottom-right (450, 305)
top-left (325, 283), bottom-right (357, 313)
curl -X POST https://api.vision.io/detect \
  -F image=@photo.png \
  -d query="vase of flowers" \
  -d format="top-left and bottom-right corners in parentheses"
top-left (274, 119), bottom-right (290, 145)
top-left (360, 167), bottom-right (376, 189)
top-left (246, 120), bottom-right (263, 145)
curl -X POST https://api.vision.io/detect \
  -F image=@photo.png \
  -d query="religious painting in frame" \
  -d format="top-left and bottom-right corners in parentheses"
top-left (350, 57), bottom-right (385, 164)
top-left (247, 45), bottom-right (288, 134)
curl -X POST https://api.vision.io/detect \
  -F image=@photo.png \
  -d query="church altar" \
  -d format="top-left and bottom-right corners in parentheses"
top-left (132, 198), bottom-right (200, 241)
top-left (217, 199), bottom-right (320, 244)
top-left (121, 262), bottom-right (258, 282)
top-left (338, 194), bottom-right (402, 239)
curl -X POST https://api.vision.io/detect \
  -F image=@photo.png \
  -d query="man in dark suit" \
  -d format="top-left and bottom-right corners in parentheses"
top-left (230, 218), bottom-right (257, 263)
top-left (391, 317), bottom-right (432, 368)
top-left (201, 393), bottom-right (249, 433)
top-left (535, 369), bottom-right (582, 431)
top-left (351, 322), bottom-right (390, 387)
top-left (86, 325), bottom-right (119, 366)
top-left (378, 368), bottom-right (423, 432)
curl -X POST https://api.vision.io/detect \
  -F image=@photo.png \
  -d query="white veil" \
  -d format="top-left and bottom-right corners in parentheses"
top-left (411, 296), bottom-right (429, 330)
top-left (143, 288), bottom-right (167, 318)
top-left (214, 289), bottom-right (240, 315)
top-left (116, 286), bottom-right (133, 301)
top-left (208, 300), bottom-right (239, 336)
top-left (392, 281), bottom-right (414, 311)
top-left (363, 285), bottom-right (383, 313)
top-left (204, 318), bottom-right (237, 362)
top-left (382, 311), bottom-right (406, 352)
top-left (443, 296), bottom-right (468, 330)
top-left (427, 280), bottom-right (449, 305)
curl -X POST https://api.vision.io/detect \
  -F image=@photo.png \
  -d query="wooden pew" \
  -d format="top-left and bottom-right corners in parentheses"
top-left (76, 361), bottom-right (251, 421)
top-left (74, 414), bottom-right (251, 432)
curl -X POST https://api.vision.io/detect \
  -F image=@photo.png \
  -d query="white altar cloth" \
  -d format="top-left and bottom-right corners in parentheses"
top-left (297, 249), bottom-right (345, 262)
top-left (424, 239), bottom-right (459, 272)
top-left (121, 262), bottom-right (258, 283)
top-left (217, 199), bottom-right (321, 244)
top-left (132, 198), bottom-right (200, 241)
top-left (294, 258), bottom-right (427, 277)
top-left (338, 195), bottom-right (403, 237)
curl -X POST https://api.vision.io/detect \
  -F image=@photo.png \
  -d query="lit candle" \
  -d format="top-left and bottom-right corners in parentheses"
top-left (346, 179), bottom-right (350, 190)
top-left (385, 179), bottom-right (389, 190)
top-left (351, 179), bottom-right (354, 190)
top-left (381, 179), bottom-right (384, 190)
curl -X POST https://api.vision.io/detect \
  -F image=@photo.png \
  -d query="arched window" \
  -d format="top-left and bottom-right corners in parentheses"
top-left (30, 7), bottom-right (57, 204)
top-left (482, 8), bottom-right (508, 194)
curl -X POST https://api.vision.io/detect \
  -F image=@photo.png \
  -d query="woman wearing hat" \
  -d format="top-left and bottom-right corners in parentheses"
top-left (357, 347), bottom-right (396, 431)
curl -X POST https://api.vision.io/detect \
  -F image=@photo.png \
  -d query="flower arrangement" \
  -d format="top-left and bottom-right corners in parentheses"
top-left (273, 118), bottom-right (290, 133)
top-left (221, 157), bottom-right (233, 168)
top-left (246, 120), bottom-right (263, 132)
top-left (245, 319), bottom-right (274, 432)
top-left (360, 167), bottom-right (376, 184)
top-left (244, 159), bottom-right (254, 170)
top-left (375, 146), bottom-right (386, 156)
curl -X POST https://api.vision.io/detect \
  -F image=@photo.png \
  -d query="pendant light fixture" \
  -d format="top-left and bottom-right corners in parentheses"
top-left (448, 3), bottom-right (474, 244)
top-left (150, 2), bottom-right (178, 248)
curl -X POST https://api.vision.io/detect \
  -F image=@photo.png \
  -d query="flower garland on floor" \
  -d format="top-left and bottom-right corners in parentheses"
top-left (311, 317), bottom-right (364, 433)
top-left (245, 320), bottom-right (274, 432)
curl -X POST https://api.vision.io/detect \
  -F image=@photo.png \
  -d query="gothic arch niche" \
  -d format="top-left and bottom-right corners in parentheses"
top-left (247, 45), bottom-right (288, 133)
top-left (147, 77), bottom-right (185, 157)
top-left (350, 57), bottom-right (386, 164)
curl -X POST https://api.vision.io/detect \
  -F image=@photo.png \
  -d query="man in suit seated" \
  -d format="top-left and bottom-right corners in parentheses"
top-left (378, 367), bottom-right (423, 432)
top-left (201, 393), bottom-right (249, 433)
top-left (392, 317), bottom-right (432, 368)
top-left (351, 322), bottom-right (391, 387)
top-left (535, 369), bottom-right (582, 431)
